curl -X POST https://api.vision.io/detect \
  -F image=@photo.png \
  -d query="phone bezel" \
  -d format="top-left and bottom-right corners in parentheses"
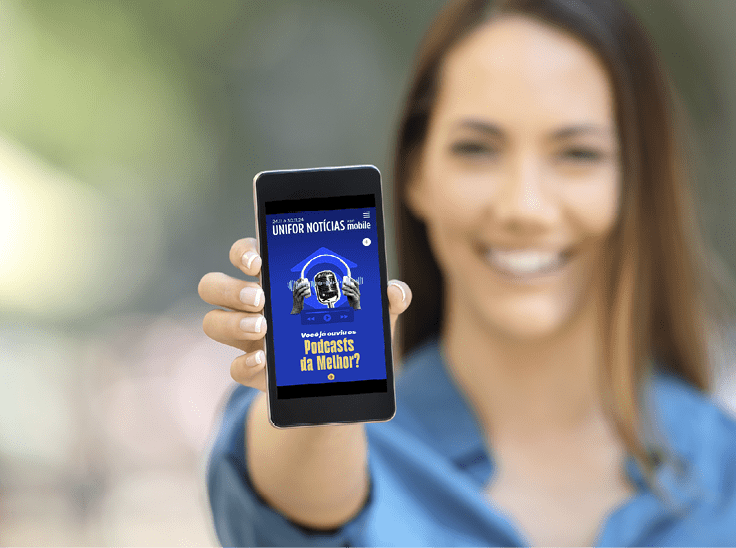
top-left (253, 165), bottom-right (396, 428)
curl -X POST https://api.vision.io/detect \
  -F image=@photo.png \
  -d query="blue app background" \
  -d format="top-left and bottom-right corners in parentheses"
top-left (265, 207), bottom-right (387, 387)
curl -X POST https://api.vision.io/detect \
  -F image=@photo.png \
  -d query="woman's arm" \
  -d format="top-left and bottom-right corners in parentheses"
top-left (246, 392), bottom-right (369, 529)
top-left (199, 237), bottom-right (411, 531)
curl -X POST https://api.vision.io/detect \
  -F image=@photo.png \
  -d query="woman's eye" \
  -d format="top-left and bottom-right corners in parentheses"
top-left (559, 148), bottom-right (603, 163)
top-left (449, 141), bottom-right (497, 157)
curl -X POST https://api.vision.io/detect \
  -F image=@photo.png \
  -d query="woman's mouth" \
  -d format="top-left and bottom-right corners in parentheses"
top-left (480, 246), bottom-right (573, 279)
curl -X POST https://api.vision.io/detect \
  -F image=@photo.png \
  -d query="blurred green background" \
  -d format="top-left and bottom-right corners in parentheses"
top-left (1, 0), bottom-right (736, 545)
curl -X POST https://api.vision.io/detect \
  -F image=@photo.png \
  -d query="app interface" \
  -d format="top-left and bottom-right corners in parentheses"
top-left (264, 195), bottom-right (388, 399)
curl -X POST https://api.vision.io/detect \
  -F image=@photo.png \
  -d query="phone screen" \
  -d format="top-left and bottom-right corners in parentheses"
top-left (263, 194), bottom-right (389, 400)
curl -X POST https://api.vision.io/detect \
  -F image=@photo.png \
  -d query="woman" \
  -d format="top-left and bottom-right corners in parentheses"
top-left (199, 0), bottom-right (736, 545)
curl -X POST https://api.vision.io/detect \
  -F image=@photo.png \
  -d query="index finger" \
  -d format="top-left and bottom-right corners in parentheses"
top-left (230, 238), bottom-right (262, 276)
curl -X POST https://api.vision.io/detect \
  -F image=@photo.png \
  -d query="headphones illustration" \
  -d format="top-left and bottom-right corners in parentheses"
top-left (300, 254), bottom-right (352, 280)
top-left (299, 254), bottom-right (352, 308)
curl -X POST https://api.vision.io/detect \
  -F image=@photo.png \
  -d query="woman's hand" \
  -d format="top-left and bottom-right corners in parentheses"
top-left (198, 237), bottom-right (412, 392)
top-left (199, 237), bottom-right (411, 529)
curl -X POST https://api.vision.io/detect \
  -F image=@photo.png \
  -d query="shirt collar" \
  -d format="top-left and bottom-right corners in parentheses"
top-left (397, 339), bottom-right (489, 468)
top-left (398, 338), bottom-right (707, 512)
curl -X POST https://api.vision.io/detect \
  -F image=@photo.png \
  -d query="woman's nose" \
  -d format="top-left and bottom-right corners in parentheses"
top-left (492, 154), bottom-right (558, 231)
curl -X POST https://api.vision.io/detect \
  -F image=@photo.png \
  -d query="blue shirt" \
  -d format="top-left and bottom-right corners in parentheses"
top-left (206, 340), bottom-right (736, 546)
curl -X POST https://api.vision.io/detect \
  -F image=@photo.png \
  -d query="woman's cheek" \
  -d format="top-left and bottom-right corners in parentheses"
top-left (423, 209), bottom-right (473, 278)
top-left (431, 172), bottom-right (498, 219)
top-left (560, 178), bottom-right (620, 235)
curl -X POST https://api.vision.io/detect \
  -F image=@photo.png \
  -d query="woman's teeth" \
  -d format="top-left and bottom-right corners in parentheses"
top-left (485, 248), bottom-right (566, 276)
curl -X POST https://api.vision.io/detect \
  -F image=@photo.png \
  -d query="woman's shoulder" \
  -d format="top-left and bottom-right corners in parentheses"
top-left (395, 339), bottom-right (445, 389)
top-left (377, 340), bottom-right (489, 469)
top-left (649, 366), bottom-right (736, 506)
top-left (393, 339), bottom-right (463, 425)
top-left (649, 366), bottom-right (736, 441)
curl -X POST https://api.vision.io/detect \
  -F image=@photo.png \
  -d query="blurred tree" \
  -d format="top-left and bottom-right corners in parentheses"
top-left (0, 0), bottom-right (734, 324)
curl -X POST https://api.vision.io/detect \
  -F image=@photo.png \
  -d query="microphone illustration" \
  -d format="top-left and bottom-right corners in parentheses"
top-left (313, 270), bottom-right (340, 308)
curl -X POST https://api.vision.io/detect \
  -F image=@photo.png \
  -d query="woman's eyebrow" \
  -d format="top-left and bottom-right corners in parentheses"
top-left (549, 124), bottom-right (613, 140)
top-left (452, 119), bottom-right (612, 141)
top-left (452, 119), bottom-right (504, 138)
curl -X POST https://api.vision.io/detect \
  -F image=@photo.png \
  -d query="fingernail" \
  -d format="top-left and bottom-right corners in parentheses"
top-left (245, 350), bottom-right (265, 367)
top-left (240, 287), bottom-right (263, 307)
top-left (242, 251), bottom-right (259, 270)
top-left (389, 282), bottom-right (406, 302)
top-left (240, 316), bottom-right (265, 333)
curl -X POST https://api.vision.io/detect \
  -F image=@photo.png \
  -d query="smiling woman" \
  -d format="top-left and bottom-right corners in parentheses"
top-left (406, 16), bottom-right (621, 341)
top-left (202, 0), bottom-right (736, 546)
top-left (392, 0), bottom-right (736, 543)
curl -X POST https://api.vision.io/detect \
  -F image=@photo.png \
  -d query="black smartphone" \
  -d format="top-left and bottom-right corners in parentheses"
top-left (253, 165), bottom-right (396, 427)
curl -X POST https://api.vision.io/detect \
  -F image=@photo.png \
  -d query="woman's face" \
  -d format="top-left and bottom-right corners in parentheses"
top-left (409, 15), bottom-right (621, 340)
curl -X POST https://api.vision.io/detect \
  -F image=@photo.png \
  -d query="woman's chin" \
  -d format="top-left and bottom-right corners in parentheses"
top-left (476, 299), bottom-right (580, 342)
top-left (495, 316), bottom-right (566, 341)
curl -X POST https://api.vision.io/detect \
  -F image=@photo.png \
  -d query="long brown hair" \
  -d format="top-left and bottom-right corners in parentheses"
top-left (393, 0), bottom-right (733, 499)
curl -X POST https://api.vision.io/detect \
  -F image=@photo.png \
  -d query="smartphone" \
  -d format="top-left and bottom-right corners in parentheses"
top-left (253, 165), bottom-right (396, 427)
